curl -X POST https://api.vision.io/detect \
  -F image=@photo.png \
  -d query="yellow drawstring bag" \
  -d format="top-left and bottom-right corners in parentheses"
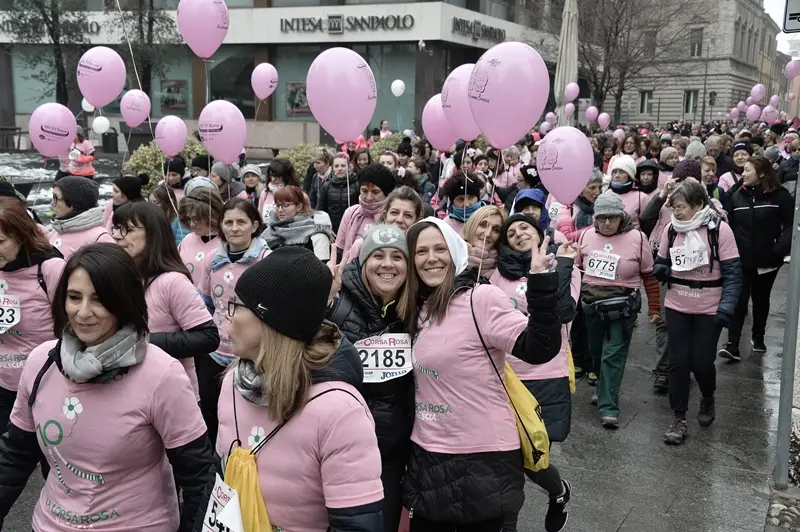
top-left (567, 344), bottom-right (576, 394)
top-left (223, 448), bottom-right (272, 532)
top-left (503, 362), bottom-right (551, 471)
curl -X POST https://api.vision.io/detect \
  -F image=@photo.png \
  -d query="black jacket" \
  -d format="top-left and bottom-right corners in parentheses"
top-left (778, 156), bottom-right (799, 184)
top-left (715, 153), bottom-right (735, 178)
top-left (726, 183), bottom-right (794, 269)
top-left (150, 320), bottom-right (220, 360)
top-left (403, 267), bottom-right (561, 523)
top-left (318, 174), bottom-right (360, 232)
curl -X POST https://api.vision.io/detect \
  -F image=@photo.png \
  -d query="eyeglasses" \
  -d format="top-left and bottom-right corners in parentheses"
top-left (227, 299), bottom-right (248, 318)
top-left (275, 203), bottom-right (297, 211)
top-left (596, 216), bottom-right (619, 224)
top-left (110, 224), bottom-right (142, 238)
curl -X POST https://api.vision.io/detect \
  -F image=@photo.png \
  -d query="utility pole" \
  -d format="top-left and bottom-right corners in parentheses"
top-left (701, 41), bottom-right (710, 123)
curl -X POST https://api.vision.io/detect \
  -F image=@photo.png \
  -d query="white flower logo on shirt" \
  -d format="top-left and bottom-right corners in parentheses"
top-left (604, 243), bottom-right (614, 253)
top-left (53, 239), bottom-right (62, 249)
top-left (516, 282), bottom-right (527, 295)
top-left (224, 271), bottom-right (234, 284)
top-left (195, 251), bottom-right (205, 262)
top-left (63, 397), bottom-right (83, 420)
top-left (0, 280), bottom-right (8, 293)
top-left (248, 426), bottom-right (266, 448)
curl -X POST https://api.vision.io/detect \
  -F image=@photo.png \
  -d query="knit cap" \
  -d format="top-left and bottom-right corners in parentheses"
top-left (163, 156), bottom-right (186, 176)
top-left (673, 158), bottom-right (702, 181)
top-left (211, 162), bottom-right (238, 183)
top-left (684, 140), bottom-right (707, 160)
top-left (500, 213), bottom-right (543, 248)
top-left (234, 246), bottom-right (332, 343)
top-left (184, 177), bottom-right (219, 197)
top-left (191, 155), bottom-right (213, 173)
top-left (240, 164), bottom-right (263, 181)
top-left (359, 224), bottom-right (408, 265)
top-left (731, 142), bottom-right (753, 156)
top-left (0, 181), bottom-right (27, 203)
top-left (113, 173), bottom-right (148, 202)
top-left (54, 176), bottom-right (99, 212)
top-left (441, 173), bottom-right (485, 202)
top-left (659, 147), bottom-right (678, 164)
top-left (358, 164), bottom-right (396, 197)
top-left (660, 133), bottom-right (672, 142)
top-left (593, 190), bottom-right (625, 218)
top-left (610, 155), bottom-right (637, 181)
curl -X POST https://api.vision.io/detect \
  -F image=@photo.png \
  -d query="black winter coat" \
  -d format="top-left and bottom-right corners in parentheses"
top-left (327, 260), bottom-right (413, 462)
top-left (726, 183), bottom-right (794, 269)
top-left (778, 156), bottom-right (799, 184)
top-left (318, 174), bottom-right (360, 233)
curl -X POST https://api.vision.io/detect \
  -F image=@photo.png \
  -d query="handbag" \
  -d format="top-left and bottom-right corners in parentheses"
top-left (469, 288), bottom-right (550, 472)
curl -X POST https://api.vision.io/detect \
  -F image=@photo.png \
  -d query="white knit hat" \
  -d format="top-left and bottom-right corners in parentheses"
top-left (610, 155), bottom-right (637, 181)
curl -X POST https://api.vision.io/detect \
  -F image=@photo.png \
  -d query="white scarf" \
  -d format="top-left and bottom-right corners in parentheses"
top-left (669, 206), bottom-right (718, 271)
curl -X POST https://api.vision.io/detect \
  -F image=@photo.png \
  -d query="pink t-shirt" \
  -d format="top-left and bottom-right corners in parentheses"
top-left (658, 222), bottom-right (738, 315)
top-left (258, 189), bottom-right (275, 221)
top-left (48, 226), bottom-right (114, 260)
top-left (335, 205), bottom-right (380, 252)
top-left (11, 340), bottom-right (206, 532)
top-left (576, 229), bottom-right (654, 289)
top-left (146, 272), bottom-right (213, 400)
top-left (494, 163), bottom-right (521, 189)
top-left (216, 374), bottom-right (383, 532)
top-left (615, 190), bottom-right (650, 229)
top-left (412, 284), bottom-right (526, 454)
top-left (490, 264), bottom-right (580, 381)
top-left (718, 171), bottom-right (740, 192)
top-left (178, 233), bottom-right (219, 287)
top-left (0, 258), bottom-right (64, 392)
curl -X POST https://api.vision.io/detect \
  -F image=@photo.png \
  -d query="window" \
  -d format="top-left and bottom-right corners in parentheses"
top-left (209, 46), bottom-right (257, 119)
top-left (689, 28), bottom-right (703, 57)
top-left (684, 90), bottom-right (699, 115)
top-left (639, 90), bottom-right (653, 114)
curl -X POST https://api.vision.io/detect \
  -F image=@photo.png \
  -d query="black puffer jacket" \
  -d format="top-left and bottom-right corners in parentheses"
top-left (778, 156), bottom-right (799, 184)
top-left (318, 174), bottom-right (360, 232)
top-left (727, 183), bottom-right (794, 269)
top-left (327, 260), bottom-right (413, 462)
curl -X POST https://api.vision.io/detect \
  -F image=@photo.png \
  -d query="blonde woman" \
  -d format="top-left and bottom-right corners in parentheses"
top-left (461, 205), bottom-right (507, 278)
top-left (218, 246), bottom-right (384, 531)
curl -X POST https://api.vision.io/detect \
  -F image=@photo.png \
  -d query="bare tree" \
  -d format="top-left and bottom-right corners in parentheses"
top-left (578, 0), bottom-right (710, 122)
top-left (105, 0), bottom-right (181, 96)
top-left (4, 0), bottom-right (89, 106)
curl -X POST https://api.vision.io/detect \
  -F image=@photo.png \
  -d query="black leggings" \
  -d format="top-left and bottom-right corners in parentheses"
top-left (666, 309), bottom-right (721, 415)
top-left (570, 303), bottom-right (591, 372)
top-left (195, 354), bottom-right (227, 445)
top-left (411, 515), bottom-right (505, 532)
top-left (381, 457), bottom-right (405, 532)
top-left (727, 267), bottom-right (780, 345)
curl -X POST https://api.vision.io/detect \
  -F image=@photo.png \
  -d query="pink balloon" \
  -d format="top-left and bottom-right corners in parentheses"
top-left (730, 108), bottom-right (740, 120)
top-left (746, 104), bottom-right (761, 122)
top-left (613, 128), bottom-right (626, 143)
top-left (790, 93), bottom-right (797, 102)
top-left (422, 94), bottom-right (458, 151)
top-left (746, 97), bottom-right (753, 106)
top-left (198, 100), bottom-right (246, 164)
top-left (120, 90), bottom-right (151, 128)
top-left (77, 46), bottom-right (126, 108)
top-left (786, 60), bottom-right (800, 80)
top-left (545, 112), bottom-right (557, 124)
top-left (251, 63), bottom-right (278, 101)
top-left (564, 103), bottom-right (575, 118)
top-left (441, 64), bottom-right (481, 141)
top-left (598, 112), bottom-right (611, 130)
top-left (155, 116), bottom-right (188, 157)
top-left (29, 103), bottom-right (77, 157)
top-left (585, 106), bottom-right (599, 122)
top-left (751, 84), bottom-right (766, 103)
top-left (737, 101), bottom-right (747, 113)
top-left (540, 122), bottom-right (551, 135)
top-left (468, 42), bottom-right (549, 149)
top-left (538, 126), bottom-right (594, 204)
top-left (307, 47), bottom-right (377, 143)
top-left (762, 105), bottom-right (779, 123)
top-left (177, 0), bottom-right (229, 59)
top-left (564, 82), bottom-right (579, 103)
top-left (770, 95), bottom-right (780, 108)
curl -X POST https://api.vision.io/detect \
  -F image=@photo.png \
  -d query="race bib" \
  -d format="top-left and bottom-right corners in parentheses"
top-left (203, 474), bottom-right (244, 532)
top-left (585, 251), bottom-right (620, 280)
top-left (354, 333), bottom-right (413, 384)
top-left (669, 245), bottom-right (709, 272)
top-left (548, 201), bottom-right (561, 222)
top-left (0, 294), bottom-right (21, 333)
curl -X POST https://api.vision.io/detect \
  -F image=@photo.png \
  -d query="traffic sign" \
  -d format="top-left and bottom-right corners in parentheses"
top-left (786, 0), bottom-right (800, 33)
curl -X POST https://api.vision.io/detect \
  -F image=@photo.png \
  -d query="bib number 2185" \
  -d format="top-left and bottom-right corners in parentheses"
top-left (354, 333), bottom-right (413, 384)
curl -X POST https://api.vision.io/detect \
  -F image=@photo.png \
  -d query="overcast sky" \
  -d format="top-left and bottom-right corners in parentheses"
top-left (765, 0), bottom-right (798, 54)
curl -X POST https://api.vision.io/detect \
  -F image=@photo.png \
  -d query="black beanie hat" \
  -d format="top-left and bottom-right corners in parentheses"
top-left (396, 138), bottom-right (413, 157)
top-left (500, 213), bottom-right (543, 248)
top-left (54, 176), bottom-right (99, 212)
top-left (113, 173), bottom-right (149, 202)
top-left (191, 154), bottom-right (213, 172)
top-left (163, 156), bottom-right (186, 176)
top-left (732, 142), bottom-right (754, 156)
top-left (441, 173), bottom-right (485, 202)
top-left (234, 247), bottom-right (333, 343)
top-left (358, 163), bottom-right (396, 197)
top-left (0, 181), bottom-right (26, 203)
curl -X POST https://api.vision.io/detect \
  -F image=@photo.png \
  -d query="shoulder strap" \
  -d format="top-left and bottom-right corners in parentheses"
top-left (667, 224), bottom-right (677, 251)
top-left (328, 293), bottom-right (354, 330)
top-left (37, 261), bottom-right (48, 296)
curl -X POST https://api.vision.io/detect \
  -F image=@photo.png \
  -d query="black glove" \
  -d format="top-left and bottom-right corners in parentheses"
top-left (652, 263), bottom-right (672, 283)
top-left (714, 310), bottom-right (732, 328)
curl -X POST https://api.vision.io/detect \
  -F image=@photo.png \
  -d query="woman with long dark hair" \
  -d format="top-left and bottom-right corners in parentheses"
top-left (149, 184), bottom-right (189, 246)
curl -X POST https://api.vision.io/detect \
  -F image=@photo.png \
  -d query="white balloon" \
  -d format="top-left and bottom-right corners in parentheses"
top-left (81, 98), bottom-right (95, 113)
top-left (391, 79), bottom-right (405, 98)
top-left (92, 116), bottom-right (110, 135)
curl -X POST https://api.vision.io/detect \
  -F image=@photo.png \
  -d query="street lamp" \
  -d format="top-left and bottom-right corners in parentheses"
top-left (700, 37), bottom-right (716, 123)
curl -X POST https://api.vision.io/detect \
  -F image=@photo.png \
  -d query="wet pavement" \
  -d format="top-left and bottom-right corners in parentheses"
top-left (0, 150), bottom-right (787, 531)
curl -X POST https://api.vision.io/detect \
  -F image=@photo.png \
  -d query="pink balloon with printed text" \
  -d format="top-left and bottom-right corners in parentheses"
top-left (155, 116), bottom-right (188, 157)
top-left (77, 46), bottom-right (126, 108)
top-left (120, 90), bottom-right (151, 128)
top-left (29, 103), bottom-right (77, 157)
top-left (252, 63), bottom-right (279, 100)
top-left (441, 64), bottom-right (481, 141)
top-left (537, 126), bottom-right (594, 204)
top-left (198, 100), bottom-right (246, 164)
top-left (422, 94), bottom-right (458, 151)
top-left (177, 0), bottom-right (229, 59)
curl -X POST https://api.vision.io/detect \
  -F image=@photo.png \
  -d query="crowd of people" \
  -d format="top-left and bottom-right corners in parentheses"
top-left (0, 116), bottom-right (793, 532)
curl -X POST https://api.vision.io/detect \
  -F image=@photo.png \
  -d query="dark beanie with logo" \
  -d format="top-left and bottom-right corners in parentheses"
top-left (234, 246), bottom-right (332, 342)
top-left (54, 176), bottom-right (99, 212)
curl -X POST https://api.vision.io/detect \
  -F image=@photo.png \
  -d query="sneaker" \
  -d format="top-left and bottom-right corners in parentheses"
top-left (590, 393), bottom-right (598, 406)
top-left (574, 366), bottom-right (585, 379)
top-left (751, 336), bottom-right (767, 353)
top-left (717, 342), bottom-right (741, 362)
top-left (601, 415), bottom-right (619, 429)
top-left (664, 418), bottom-right (688, 445)
top-left (697, 396), bottom-right (715, 427)
top-left (785, 255), bottom-right (791, 264)
top-left (545, 479), bottom-right (571, 532)
top-left (653, 375), bottom-right (669, 394)
top-left (587, 372), bottom-right (598, 386)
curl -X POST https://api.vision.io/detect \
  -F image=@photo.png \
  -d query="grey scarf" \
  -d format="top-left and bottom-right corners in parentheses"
top-left (233, 358), bottom-right (267, 406)
top-left (50, 206), bottom-right (105, 234)
top-left (60, 325), bottom-right (148, 384)
top-left (261, 211), bottom-right (332, 249)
